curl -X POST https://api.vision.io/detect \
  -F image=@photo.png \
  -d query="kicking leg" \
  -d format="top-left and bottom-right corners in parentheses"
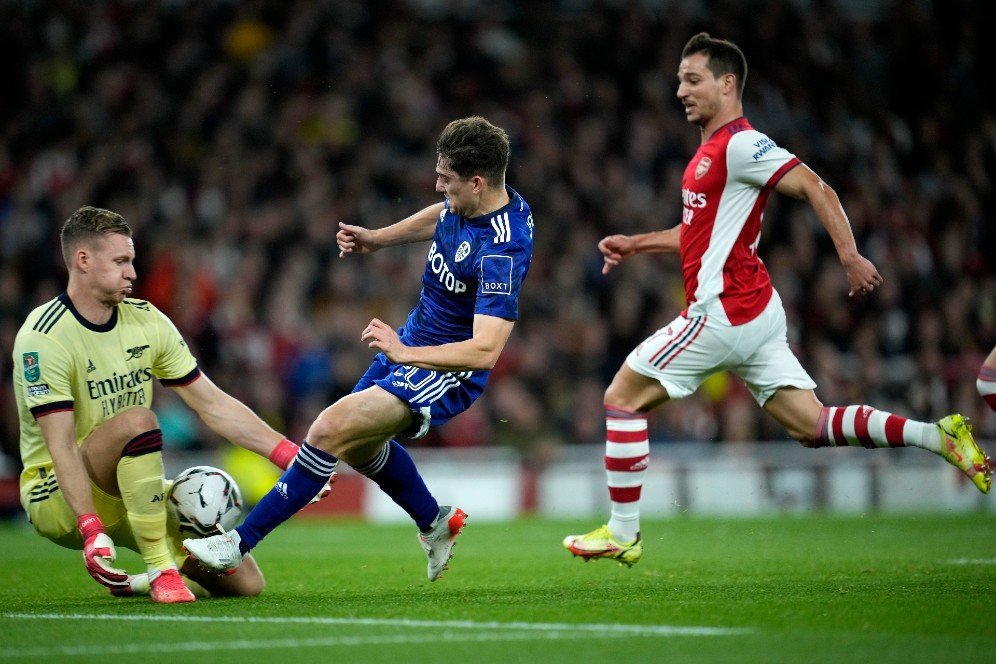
top-left (240, 387), bottom-right (407, 550)
top-left (184, 387), bottom-right (405, 572)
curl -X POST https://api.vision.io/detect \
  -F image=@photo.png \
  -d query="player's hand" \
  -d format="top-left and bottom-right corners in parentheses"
top-left (310, 471), bottom-right (337, 504)
top-left (78, 514), bottom-right (129, 590)
top-left (109, 573), bottom-right (150, 597)
top-left (361, 318), bottom-right (408, 362)
top-left (281, 442), bottom-right (338, 503)
top-left (842, 254), bottom-right (883, 297)
top-left (337, 222), bottom-right (380, 257)
top-left (598, 234), bottom-right (636, 274)
top-left (84, 533), bottom-right (128, 588)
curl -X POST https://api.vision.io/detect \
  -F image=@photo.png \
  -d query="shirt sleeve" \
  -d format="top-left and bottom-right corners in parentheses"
top-left (14, 330), bottom-right (75, 418)
top-left (474, 239), bottom-right (531, 321)
top-left (727, 130), bottom-right (800, 189)
top-left (149, 305), bottom-right (199, 385)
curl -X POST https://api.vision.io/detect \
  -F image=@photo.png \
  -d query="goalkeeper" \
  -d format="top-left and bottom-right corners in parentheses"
top-left (12, 206), bottom-right (323, 603)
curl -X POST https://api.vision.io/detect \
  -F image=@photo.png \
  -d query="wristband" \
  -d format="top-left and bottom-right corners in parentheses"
top-left (77, 513), bottom-right (105, 540)
top-left (268, 438), bottom-right (299, 470)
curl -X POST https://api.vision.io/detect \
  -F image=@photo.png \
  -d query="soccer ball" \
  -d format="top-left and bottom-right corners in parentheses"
top-left (166, 466), bottom-right (243, 537)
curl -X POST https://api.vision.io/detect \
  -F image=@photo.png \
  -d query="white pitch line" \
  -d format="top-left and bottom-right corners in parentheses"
top-left (1, 612), bottom-right (749, 637)
top-left (0, 629), bottom-right (671, 659)
top-left (0, 614), bottom-right (751, 659)
top-left (947, 557), bottom-right (996, 565)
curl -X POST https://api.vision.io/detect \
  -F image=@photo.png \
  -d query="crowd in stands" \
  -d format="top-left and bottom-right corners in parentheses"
top-left (2, 0), bottom-right (994, 474)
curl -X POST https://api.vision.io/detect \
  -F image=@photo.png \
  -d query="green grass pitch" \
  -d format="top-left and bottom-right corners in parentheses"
top-left (1, 514), bottom-right (994, 663)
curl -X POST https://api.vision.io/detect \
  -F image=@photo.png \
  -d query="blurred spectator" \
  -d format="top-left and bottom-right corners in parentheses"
top-left (2, 0), bottom-right (994, 471)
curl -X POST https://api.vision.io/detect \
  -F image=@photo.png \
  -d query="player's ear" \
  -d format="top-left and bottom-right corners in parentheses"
top-left (472, 175), bottom-right (486, 193)
top-left (75, 248), bottom-right (89, 272)
top-left (723, 73), bottom-right (737, 95)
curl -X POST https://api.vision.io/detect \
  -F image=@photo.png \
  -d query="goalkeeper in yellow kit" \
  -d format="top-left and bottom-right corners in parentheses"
top-left (12, 206), bottom-right (320, 602)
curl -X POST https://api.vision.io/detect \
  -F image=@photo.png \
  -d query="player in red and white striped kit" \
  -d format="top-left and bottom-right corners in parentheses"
top-left (564, 33), bottom-right (991, 567)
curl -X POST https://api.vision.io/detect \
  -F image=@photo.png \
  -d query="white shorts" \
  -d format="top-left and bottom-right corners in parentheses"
top-left (626, 291), bottom-right (816, 405)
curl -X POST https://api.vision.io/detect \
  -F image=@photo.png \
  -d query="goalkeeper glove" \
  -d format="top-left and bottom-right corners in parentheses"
top-left (109, 573), bottom-right (152, 597)
top-left (313, 471), bottom-right (337, 503)
top-left (268, 438), bottom-right (336, 503)
top-left (78, 514), bottom-right (129, 591)
top-left (268, 438), bottom-right (300, 470)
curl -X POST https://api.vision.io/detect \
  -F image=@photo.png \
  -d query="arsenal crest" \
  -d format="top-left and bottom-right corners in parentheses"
top-left (694, 156), bottom-right (712, 180)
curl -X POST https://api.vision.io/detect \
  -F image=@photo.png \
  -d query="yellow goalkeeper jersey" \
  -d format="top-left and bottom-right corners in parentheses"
top-left (13, 294), bottom-right (199, 491)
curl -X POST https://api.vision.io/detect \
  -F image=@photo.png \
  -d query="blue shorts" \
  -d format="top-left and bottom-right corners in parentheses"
top-left (352, 354), bottom-right (488, 439)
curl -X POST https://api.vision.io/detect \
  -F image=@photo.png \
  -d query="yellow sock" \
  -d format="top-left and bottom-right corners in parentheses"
top-left (117, 450), bottom-right (173, 571)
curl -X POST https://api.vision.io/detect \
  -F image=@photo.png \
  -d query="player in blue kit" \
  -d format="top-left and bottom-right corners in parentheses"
top-left (186, 116), bottom-right (533, 580)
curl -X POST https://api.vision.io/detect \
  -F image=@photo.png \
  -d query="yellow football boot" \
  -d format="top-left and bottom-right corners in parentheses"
top-left (563, 525), bottom-right (643, 567)
top-left (937, 414), bottom-right (991, 494)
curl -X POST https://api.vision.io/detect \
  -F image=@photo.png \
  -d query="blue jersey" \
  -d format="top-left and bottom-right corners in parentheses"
top-left (353, 185), bottom-right (533, 439)
top-left (400, 185), bottom-right (534, 347)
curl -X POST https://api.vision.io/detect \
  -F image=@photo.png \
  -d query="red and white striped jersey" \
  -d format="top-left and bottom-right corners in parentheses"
top-left (679, 117), bottom-right (800, 326)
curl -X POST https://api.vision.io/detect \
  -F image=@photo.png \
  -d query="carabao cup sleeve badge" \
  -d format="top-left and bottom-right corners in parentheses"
top-left (23, 352), bottom-right (41, 382)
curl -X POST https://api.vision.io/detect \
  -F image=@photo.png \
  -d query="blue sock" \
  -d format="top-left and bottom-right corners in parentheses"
top-left (235, 442), bottom-right (337, 553)
top-left (353, 440), bottom-right (439, 532)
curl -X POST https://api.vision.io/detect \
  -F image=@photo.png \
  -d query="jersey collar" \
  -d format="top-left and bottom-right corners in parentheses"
top-left (59, 292), bottom-right (119, 332)
top-left (460, 185), bottom-right (520, 225)
top-left (706, 116), bottom-right (751, 142)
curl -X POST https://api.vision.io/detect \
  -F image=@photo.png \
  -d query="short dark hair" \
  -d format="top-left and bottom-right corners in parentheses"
top-left (681, 32), bottom-right (748, 97)
top-left (436, 116), bottom-right (510, 186)
top-left (60, 206), bottom-right (132, 267)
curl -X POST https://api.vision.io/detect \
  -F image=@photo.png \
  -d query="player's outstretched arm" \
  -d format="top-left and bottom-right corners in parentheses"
top-left (362, 314), bottom-right (514, 372)
top-left (775, 164), bottom-right (883, 297)
top-left (337, 202), bottom-right (445, 257)
top-left (599, 227), bottom-right (680, 274)
top-left (171, 374), bottom-right (334, 501)
top-left (170, 373), bottom-right (289, 463)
